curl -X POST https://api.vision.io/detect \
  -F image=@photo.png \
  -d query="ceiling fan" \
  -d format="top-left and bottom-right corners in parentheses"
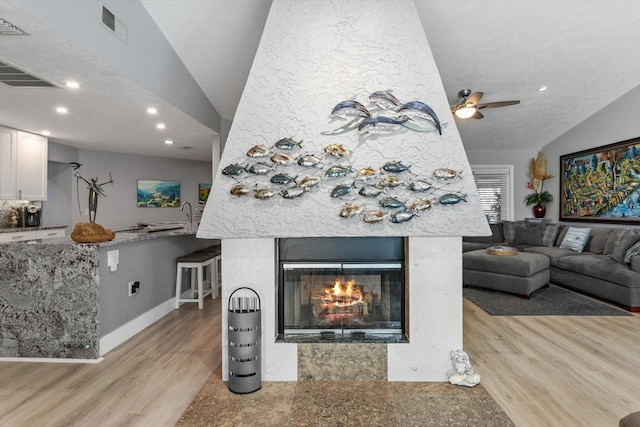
top-left (450, 89), bottom-right (520, 119)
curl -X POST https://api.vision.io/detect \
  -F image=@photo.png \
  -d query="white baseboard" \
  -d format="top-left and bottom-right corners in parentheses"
top-left (0, 357), bottom-right (104, 364)
top-left (99, 298), bottom-right (175, 356)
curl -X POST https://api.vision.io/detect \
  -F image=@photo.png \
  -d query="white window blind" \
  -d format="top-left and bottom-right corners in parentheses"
top-left (471, 165), bottom-right (514, 223)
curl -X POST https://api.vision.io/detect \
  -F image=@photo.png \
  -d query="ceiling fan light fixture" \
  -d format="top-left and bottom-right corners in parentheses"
top-left (455, 105), bottom-right (476, 119)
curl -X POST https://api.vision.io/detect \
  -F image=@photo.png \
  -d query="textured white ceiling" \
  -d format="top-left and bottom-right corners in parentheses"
top-left (145, 0), bottom-right (640, 151)
top-left (1, 0), bottom-right (639, 160)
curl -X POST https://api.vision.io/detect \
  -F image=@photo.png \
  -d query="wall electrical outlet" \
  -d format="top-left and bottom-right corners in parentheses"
top-left (128, 281), bottom-right (140, 296)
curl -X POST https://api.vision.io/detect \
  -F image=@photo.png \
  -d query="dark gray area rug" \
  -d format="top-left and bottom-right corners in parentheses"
top-left (464, 285), bottom-right (631, 316)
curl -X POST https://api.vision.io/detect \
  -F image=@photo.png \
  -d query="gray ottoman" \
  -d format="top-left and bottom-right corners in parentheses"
top-left (463, 249), bottom-right (550, 298)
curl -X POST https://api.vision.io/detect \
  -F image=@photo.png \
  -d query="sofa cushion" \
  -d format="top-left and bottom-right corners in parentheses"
top-left (608, 234), bottom-right (640, 264)
top-left (463, 250), bottom-right (549, 277)
top-left (541, 223), bottom-right (562, 247)
top-left (583, 227), bottom-right (614, 254)
top-left (559, 227), bottom-right (591, 253)
top-left (463, 242), bottom-right (496, 253)
top-left (604, 228), bottom-right (640, 255)
top-left (502, 221), bottom-right (525, 244)
top-left (632, 256), bottom-right (640, 274)
top-left (625, 241), bottom-right (640, 265)
top-left (515, 224), bottom-right (542, 245)
top-left (610, 234), bottom-right (640, 264)
top-left (524, 246), bottom-right (587, 267)
top-left (557, 254), bottom-right (640, 288)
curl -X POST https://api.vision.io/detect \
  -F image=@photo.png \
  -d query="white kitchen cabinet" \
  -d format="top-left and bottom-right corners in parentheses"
top-left (0, 228), bottom-right (65, 243)
top-left (0, 126), bottom-right (48, 200)
top-left (36, 228), bottom-right (65, 239)
top-left (0, 127), bottom-right (16, 199)
top-left (0, 230), bottom-right (38, 243)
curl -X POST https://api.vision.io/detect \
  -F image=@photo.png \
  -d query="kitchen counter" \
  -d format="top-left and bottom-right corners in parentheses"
top-left (32, 224), bottom-right (199, 246)
top-left (0, 225), bottom-right (66, 234)
top-left (0, 225), bottom-right (217, 360)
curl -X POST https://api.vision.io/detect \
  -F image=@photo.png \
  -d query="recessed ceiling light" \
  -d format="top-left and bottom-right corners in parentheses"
top-left (156, 123), bottom-right (166, 129)
top-left (147, 107), bottom-right (158, 114)
top-left (537, 86), bottom-right (548, 92)
top-left (164, 139), bottom-right (174, 145)
top-left (56, 106), bottom-right (68, 114)
top-left (65, 81), bottom-right (80, 89)
top-left (42, 130), bottom-right (51, 136)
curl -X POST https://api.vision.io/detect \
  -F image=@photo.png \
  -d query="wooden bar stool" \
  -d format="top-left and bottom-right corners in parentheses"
top-left (175, 250), bottom-right (218, 309)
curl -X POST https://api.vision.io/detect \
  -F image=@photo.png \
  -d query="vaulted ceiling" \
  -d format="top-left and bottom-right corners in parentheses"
top-left (1, 0), bottom-right (639, 160)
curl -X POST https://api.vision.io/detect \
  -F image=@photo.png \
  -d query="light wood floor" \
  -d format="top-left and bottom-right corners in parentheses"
top-left (464, 296), bottom-right (640, 427)
top-left (0, 298), bottom-right (222, 427)
top-left (1, 294), bottom-right (638, 426)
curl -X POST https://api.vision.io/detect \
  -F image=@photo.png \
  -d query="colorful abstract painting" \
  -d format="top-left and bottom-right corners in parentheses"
top-left (560, 137), bottom-right (640, 223)
top-left (137, 180), bottom-right (181, 208)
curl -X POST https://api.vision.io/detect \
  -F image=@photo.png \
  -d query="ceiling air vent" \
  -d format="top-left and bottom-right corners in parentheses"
top-left (100, 5), bottom-right (128, 43)
top-left (0, 60), bottom-right (57, 87)
top-left (0, 18), bottom-right (29, 35)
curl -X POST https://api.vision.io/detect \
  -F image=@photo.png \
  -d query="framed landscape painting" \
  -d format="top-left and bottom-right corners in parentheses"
top-left (560, 137), bottom-right (640, 224)
top-left (137, 180), bottom-right (181, 207)
top-left (199, 183), bottom-right (211, 203)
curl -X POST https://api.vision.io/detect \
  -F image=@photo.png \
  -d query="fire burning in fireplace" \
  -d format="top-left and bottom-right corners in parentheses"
top-left (319, 278), bottom-right (363, 307)
top-left (311, 278), bottom-right (377, 320)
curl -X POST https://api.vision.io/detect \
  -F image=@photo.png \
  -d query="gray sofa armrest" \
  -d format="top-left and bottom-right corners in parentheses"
top-left (631, 256), bottom-right (640, 274)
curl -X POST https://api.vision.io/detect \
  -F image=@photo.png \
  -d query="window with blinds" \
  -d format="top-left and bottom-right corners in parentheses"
top-left (471, 165), bottom-right (514, 223)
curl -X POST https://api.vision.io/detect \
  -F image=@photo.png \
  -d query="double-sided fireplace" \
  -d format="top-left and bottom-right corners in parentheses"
top-left (277, 237), bottom-right (406, 342)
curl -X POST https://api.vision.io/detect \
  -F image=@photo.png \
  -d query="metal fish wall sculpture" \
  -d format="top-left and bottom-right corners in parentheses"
top-left (217, 90), bottom-right (467, 227)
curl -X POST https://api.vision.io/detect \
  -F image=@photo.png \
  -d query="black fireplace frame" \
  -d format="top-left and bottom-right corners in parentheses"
top-left (276, 237), bottom-right (406, 342)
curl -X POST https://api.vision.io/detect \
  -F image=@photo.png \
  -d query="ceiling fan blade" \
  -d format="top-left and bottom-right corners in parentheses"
top-left (478, 100), bottom-right (520, 109)
top-left (473, 110), bottom-right (484, 119)
top-left (466, 91), bottom-right (484, 106)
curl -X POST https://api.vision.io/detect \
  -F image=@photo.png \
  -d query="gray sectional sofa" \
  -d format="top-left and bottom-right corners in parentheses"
top-left (463, 220), bottom-right (640, 312)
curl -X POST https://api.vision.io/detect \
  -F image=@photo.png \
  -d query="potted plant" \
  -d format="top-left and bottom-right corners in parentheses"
top-left (525, 151), bottom-right (554, 218)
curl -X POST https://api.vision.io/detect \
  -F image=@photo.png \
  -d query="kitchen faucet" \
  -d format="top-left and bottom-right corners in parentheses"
top-left (180, 201), bottom-right (192, 228)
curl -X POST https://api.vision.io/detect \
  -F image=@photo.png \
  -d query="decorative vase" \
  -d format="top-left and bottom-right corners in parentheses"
top-left (532, 204), bottom-right (546, 219)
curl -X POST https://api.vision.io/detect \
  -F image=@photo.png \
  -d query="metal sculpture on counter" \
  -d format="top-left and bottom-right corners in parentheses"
top-left (69, 162), bottom-right (115, 243)
top-left (70, 162), bottom-right (113, 223)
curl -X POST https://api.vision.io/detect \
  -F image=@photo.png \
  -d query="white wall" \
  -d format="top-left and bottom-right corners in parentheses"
top-left (542, 84), bottom-right (640, 222)
top-left (466, 148), bottom-right (541, 220)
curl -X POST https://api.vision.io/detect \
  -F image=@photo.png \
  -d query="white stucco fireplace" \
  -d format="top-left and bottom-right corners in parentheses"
top-left (219, 236), bottom-right (462, 381)
top-left (198, 0), bottom-right (489, 382)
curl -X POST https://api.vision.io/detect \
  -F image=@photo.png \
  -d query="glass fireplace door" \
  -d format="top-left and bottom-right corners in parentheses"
top-left (280, 262), bottom-right (403, 335)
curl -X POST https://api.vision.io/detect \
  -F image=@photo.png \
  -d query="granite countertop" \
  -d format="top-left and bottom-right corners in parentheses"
top-left (11, 225), bottom-right (200, 247)
top-left (0, 225), bottom-right (67, 234)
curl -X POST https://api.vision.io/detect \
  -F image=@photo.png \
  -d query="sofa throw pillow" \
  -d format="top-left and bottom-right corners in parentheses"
top-left (502, 221), bottom-right (526, 244)
top-left (515, 224), bottom-right (542, 245)
top-left (604, 228), bottom-right (639, 255)
top-left (624, 240), bottom-right (640, 265)
top-left (609, 234), bottom-right (640, 264)
top-left (610, 235), bottom-right (640, 264)
top-left (540, 223), bottom-right (562, 247)
top-left (583, 227), bottom-right (613, 254)
top-left (559, 227), bottom-right (591, 253)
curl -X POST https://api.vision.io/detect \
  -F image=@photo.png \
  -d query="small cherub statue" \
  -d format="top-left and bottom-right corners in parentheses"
top-left (447, 349), bottom-right (481, 387)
